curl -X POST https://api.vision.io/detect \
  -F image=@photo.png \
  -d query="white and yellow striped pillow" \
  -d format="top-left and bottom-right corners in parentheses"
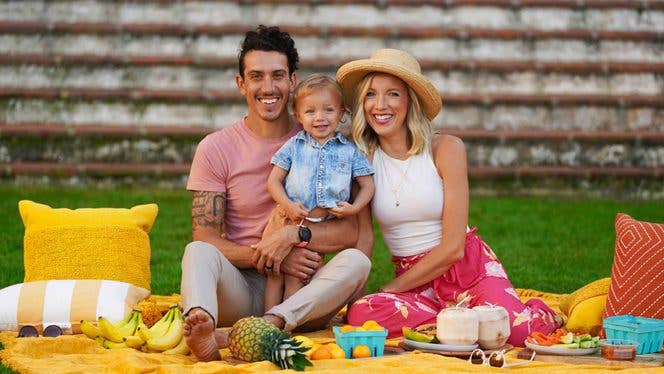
top-left (0, 279), bottom-right (149, 334)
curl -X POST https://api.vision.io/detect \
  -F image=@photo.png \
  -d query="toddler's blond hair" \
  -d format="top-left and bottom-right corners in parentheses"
top-left (293, 74), bottom-right (345, 112)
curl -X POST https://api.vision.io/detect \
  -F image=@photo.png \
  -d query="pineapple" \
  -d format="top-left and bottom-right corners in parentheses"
top-left (134, 300), bottom-right (163, 328)
top-left (228, 317), bottom-right (312, 371)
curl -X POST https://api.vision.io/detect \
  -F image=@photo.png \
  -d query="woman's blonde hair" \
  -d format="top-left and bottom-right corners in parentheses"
top-left (292, 73), bottom-right (344, 112)
top-left (351, 73), bottom-right (432, 156)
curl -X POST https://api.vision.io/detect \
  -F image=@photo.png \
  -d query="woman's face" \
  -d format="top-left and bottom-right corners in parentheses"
top-left (363, 73), bottom-right (410, 139)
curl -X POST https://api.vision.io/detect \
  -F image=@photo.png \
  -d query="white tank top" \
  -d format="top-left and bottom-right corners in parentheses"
top-left (372, 147), bottom-right (444, 257)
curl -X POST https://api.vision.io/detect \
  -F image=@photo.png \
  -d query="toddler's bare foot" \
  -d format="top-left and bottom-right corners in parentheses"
top-left (183, 308), bottom-right (222, 362)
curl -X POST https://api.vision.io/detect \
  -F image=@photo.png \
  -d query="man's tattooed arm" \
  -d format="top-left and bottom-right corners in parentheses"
top-left (190, 191), bottom-right (254, 268)
top-left (192, 191), bottom-right (225, 234)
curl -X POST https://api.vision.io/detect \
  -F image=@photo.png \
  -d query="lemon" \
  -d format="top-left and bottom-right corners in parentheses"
top-left (361, 320), bottom-right (384, 331)
top-left (325, 343), bottom-right (346, 359)
top-left (352, 344), bottom-right (372, 358)
top-left (292, 335), bottom-right (315, 357)
top-left (340, 324), bottom-right (355, 333)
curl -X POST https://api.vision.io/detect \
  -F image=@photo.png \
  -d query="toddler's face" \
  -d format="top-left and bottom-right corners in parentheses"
top-left (295, 89), bottom-right (345, 144)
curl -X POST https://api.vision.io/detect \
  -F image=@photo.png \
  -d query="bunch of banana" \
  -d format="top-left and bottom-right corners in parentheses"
top-left (80, 304), bottom-right (189, 355)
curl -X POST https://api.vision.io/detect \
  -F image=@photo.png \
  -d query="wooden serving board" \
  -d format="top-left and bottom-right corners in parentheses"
top-left (517, 348), bottom-right (664, 368)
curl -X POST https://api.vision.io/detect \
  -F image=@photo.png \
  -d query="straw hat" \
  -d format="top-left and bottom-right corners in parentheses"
top-left (336, 49), bottom-right (442, 120)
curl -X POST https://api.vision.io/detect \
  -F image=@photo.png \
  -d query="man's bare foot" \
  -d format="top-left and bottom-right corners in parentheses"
top-left (183, 308), bottom-right (222, 362)
top-left (263, 314), bottom-right (285, 330)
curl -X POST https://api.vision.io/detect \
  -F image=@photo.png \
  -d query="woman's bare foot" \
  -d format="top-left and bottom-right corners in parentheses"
top-left (183, 308), bottom-right (222, 362)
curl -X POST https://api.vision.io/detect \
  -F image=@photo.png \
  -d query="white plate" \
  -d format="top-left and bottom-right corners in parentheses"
top-left (525, 341), bottom-right (599, 356)
top-left (403, 339), bottom-right (478, 352)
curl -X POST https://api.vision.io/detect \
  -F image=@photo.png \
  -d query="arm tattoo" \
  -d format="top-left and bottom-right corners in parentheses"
top-left (192, 191), bottom-right (225, 232)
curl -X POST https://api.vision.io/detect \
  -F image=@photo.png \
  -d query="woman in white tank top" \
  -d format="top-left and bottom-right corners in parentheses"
top-left (336, 49), bottom-right (561, 347)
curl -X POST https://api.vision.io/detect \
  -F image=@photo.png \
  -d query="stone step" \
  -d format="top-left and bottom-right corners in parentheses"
top-left (2, 98), bottom-right (661, 131)
top-left (2, 20), bottom-right (663, 41)
top-left (2, 31), bottom-right (661, 64)
top-left (4, 123), bottom-right (663, 142)
top-left (2, 1), bottom-right (663, 31)
top-left (2, 124), bottom-right (663, 168)
top-left (0, 65), bottom-right (661, 97)
top-left (2, 53), bottom-right (664, 74)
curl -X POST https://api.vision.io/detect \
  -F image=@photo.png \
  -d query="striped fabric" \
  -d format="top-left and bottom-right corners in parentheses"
top-left (0, 279), bottom-right (149, 334)
top-left (603, 214), bottom-right (664, 319)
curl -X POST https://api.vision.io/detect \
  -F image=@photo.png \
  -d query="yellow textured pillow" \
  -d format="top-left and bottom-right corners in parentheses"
top-left (19, 200), bottom-right (158, 290)
top-left (560, 278), bottom-right (610, 335)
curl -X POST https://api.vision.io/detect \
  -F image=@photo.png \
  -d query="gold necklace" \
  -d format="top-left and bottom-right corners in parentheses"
top-left (380, 148), bottom-right (412, 207)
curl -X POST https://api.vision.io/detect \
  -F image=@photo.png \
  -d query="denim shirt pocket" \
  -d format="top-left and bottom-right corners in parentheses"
top-left (332, 153), bottom-right (352, 175)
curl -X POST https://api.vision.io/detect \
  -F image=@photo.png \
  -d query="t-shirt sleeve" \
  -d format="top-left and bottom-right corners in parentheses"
top-left (186, 135), bottom-right (228, 192)
top-left (351, 145), bottom-right (374, 178)
top-left (270, 138), bottom-right (294, 171)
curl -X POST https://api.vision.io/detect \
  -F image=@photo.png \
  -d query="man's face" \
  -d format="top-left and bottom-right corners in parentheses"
top-left (236, 50), bottom-right (296, 123)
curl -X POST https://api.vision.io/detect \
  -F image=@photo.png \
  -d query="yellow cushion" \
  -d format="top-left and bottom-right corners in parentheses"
top-left (559, 278), bottom-right (610, 335)
top-left (19, 200), bottom-right (158, 290)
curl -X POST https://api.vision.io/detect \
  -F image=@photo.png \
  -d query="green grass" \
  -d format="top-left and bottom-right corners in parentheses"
top-left (0, 186), bottom-right (663, 372)
top-left (1, 187), bottom-right (663, 295)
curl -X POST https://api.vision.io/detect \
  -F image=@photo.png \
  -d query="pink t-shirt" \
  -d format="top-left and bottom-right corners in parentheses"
top-left (187, 118), bottom-right (302, 246)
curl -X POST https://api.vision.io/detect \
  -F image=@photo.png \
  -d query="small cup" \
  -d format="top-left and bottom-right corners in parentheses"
top-left (599, 339), bottom-right (639, 361)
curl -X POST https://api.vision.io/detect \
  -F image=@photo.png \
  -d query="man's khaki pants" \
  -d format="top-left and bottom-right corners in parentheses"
top-left (180, 241), bottom-right (371, 330)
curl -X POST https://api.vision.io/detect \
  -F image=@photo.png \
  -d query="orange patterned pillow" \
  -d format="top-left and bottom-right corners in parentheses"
top-left (603, 214), bottom-right (664, 319)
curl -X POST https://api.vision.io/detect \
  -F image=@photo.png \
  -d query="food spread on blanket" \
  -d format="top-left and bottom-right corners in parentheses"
top-left (228, 316), bottom-right (312, 371)
top-left (327, 320), bottom-right (387, 359)
top-left (599, 339), bottom-right (638, 361)
top-left (403, 305), bottom-right (511, 350)
top-left (135, 299), bottom-right (163, 328)
top-left (80, 304), bottom-right (189, 355)
top-left (403, 324), bottom-right (438, 343)
top-left (473, 305), bottom-right (510, 349)
top-left (437, 307), bottom-right (479, 346)
top-left (526, 328), bottom-right (600, 349)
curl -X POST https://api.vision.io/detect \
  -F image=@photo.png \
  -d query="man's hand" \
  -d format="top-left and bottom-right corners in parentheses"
top-left (252, 225), bottom-right (298, 275)
top-left (281, 247), bottom-right (323, 281)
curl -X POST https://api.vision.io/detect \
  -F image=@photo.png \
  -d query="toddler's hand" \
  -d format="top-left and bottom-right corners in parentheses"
top-left (285, 202), bottom-right (308, 222)
top-left (328, 201), bottom-right (357, 218)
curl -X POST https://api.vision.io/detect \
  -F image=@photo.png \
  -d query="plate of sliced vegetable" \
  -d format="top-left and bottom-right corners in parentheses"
top-left (525, 329), bottom-right (600, 356)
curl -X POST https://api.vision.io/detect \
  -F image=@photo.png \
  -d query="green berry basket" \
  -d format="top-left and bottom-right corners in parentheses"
top-left (333, 326), bottom-right (388, 358)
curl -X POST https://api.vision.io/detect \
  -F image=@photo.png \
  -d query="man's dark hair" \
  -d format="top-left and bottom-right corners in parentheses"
top-left (238, 25), bottom-right (299, 77)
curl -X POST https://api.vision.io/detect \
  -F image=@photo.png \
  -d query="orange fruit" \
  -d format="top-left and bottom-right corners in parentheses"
top-left (340, 325), bottom-right (355, 333)
top-left (325, 343), bottom-right (347, 359)
top-left (354, 326), bottom-right (366, 331)
top-left (352, 345), bottom-right (372, 358)
top-left (310, 346), bottom-right (333, 360)
top-left (361, 320), bottom-right (384, 331)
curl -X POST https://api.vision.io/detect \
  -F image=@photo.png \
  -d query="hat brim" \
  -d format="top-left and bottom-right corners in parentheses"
top-left (337, 59), bottom-right (442, 120)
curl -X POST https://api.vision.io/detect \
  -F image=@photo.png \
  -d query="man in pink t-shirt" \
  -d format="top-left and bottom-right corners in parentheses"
top-left (181, 25), bottom-right (373, 362)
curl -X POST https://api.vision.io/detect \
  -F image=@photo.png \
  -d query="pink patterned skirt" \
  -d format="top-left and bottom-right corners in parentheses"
top-left (347, 228), bottom-right (560, 346)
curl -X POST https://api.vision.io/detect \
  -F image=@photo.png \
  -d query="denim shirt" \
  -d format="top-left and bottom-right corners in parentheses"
top-left (271, 130), bottom-right (374, 210)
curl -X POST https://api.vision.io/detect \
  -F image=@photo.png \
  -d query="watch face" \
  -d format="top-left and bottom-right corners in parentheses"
top-left (298, 225), bottom-right (312, 242)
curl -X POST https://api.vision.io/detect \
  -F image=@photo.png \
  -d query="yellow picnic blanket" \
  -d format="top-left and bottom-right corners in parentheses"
top-left (0, 290), bottom-right (660, 373)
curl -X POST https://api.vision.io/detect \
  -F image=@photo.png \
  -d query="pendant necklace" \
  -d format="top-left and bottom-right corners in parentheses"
top-left (381, 148), bottom-right (412, 207)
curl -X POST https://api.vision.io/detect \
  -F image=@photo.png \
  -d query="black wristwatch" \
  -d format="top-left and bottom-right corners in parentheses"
top-left (296, 225), bottom-right (311, 248)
